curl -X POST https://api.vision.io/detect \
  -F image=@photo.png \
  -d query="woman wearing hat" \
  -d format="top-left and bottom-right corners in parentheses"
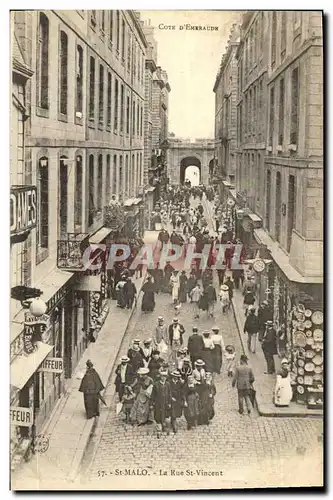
top-left (148, 350), bottom-right (164, 380)
top-left (140, 339), bottom-right (153, 368)
top-left (273, 358), bottom-right (293, 407)
top-left (211, 327), bottom-right (225, 374)
top-left (114, 356), bottom-right (135, 401)
top-left (169, 370), bottom-right (184, 433)
top-left (219, 284), bottom-right (230, 314)
top-left (193, 359), bottom-right (206, 383)
top-left (154, 317), bottom-right (168, 359)
top-left (200, 331), bottom-right (215, 373)
top-left (79, 360), bottom-right (105, 419)
top-left (130, 368), bottom-right (154, 425)
top-left (183, 375), bottom-right (200, 430)
top-left (179, 358), bottom-right (193, 382)
top-left (128, 342), bottom-right (145, 374)
top-left (168, 318), bottom-right (185, 365)
top-left (141, 276), bottom-right (156, 312)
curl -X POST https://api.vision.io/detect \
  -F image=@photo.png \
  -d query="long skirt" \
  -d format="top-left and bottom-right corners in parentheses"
top-left (130, 392), bottom-right (151, 424)
top-left (179, 286), bottom-right (187, 303)
top-left (83, 393), bottom-right (100, 419)
top-left (184, 393), bottom-right (199, 422)
top-left (212, 344), bottom-right (222, 374)
top-left (201, 348), bottom-right (214, 373)
top-left (141, 291), bottom-right (155, 311)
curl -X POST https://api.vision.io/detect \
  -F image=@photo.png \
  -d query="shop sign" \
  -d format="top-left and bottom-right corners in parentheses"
top-left (10, 186), bottom-right (37, 236)
top-left (38, 357), bottom-right (64, 374)
top-left (23, 312), bottom-right (50, 353)
top-left (23, 323), bottom-right (38, 354)
top-left (10, 406), bottom-right (33, 427)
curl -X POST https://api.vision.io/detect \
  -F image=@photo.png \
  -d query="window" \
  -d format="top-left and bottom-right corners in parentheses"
top-left (107, 72), bottom-right (112, 127)
top-left (287, 175), bottom-right (296, 252)
top-left (74, 156), bottom-right (82, 229)
top-left (37, 157), bottom-right (48, 248)
top-left (109, 10), bottom-right (113, 43)
top-left (91, 10), bottom-right (97, 27)
top-left (121, 19), bottom-right (125, 60)
top-left (131, 154), bottom-right (135, 196)
top-left (245, 93), bottom-right (248, 137)
top-left (137, 103), bottom-right (140, 136)
top-left (76, 45), bottom-right (83, 115)
top-left (271, 12), bottom-right (277, 66)
top-left (116, 10), bottom-right (120, 52)
top-left (89, 57), bottom-right (95, 119)
top-left (59, 157), bottom-right (68, 237)
top-left (138, 47), bottom-right (141, 82)
top-left (101, 10), bottom-right (105, 33)
top-left (260, 11), bottom-right (264, 53)
top-left (137, 152), bottom-right (140, 187)
top-left (126, 95), bottom-right (130, 134)
top-left (132, 100), bottom-right (135, 135)
top-left (278, 78), bottom-right (284, 146)
top-left (275, 171), bottom-right (281, 241)
top-left (140, 104), bottom-right (143, 137)
top-left (293, 11), bottom-right (301, 28)
top-left (290, 67), bottom-right (299, 144)
top-left (37, 13), bottom-right (49, 110)
top-left (281, 11), bottom-right (287, 55)
top-left (120, 84), bottom-right (124, 132)
top-left (269, 86), bottom-right (275, 147)
top-left (59, 31), bottom-right (68, 115)
top-left (125, 155), bottom-right (129, 196)
top-left (105, 155), bottom-right (111, 203)
top-left (133, 40), bottom-right (136, 79)
top-left (112, 155), bottom-right (117, 194)
top-left (127, 32), bottom-right (131, 71)
top-left (88, 155), bottom-right (94, 226)
top-left (99, 64), bottom-right (104, 125)
top-left (239, 103), bottom-right (243, 144)
top-left (119, 156), bottom-right (123, 196)
top-left (114, 79), bottom-right (118, 130)
top-left (97, 155), bottom-right (103, 211)
top-left (248, 89), bottom-right (252, 135)
top-left (265, 170), bottom-right (271, 231)
top-left (253, 86), bottom-right (257, 136)
top-left (259, 80), bottom-right (263, 139)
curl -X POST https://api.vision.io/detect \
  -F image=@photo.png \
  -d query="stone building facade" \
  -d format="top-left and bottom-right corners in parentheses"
top-left (10, 9), bottom-right (149, 470)
top-left (213, 23), bottom-right (240, 183)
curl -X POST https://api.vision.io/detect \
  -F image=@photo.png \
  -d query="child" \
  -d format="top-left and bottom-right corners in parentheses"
top-left (225, 345), bottom-right (236, 377)
top-left (120, 385), bottom-right (135, 423)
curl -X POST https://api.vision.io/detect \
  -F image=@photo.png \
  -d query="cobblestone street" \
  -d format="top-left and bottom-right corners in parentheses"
top-left (78, 290), bottom-right (323, 490)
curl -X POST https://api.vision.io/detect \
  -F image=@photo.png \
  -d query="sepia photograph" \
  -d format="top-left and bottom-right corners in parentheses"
top-left (9, 8), bottom-right (324, 491)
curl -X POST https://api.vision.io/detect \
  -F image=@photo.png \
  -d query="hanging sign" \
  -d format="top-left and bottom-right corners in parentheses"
top-left (23, 313), bottom-right (50, 353)
top-left (10, 186), bottom-right (37, 236)
top-left (253, 259), bottom-right (266, 273)
top-left (38, 357), bottom-right (64, 374)
top-left (10, 406), bottom-right (33, 427)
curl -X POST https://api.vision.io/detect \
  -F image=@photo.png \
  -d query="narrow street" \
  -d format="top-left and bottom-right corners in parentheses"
top-left (77, 197), bottom-right (323, 490)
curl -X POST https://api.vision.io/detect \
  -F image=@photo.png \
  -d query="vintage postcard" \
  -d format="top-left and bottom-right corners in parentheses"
top-left (10, 9), bottom-right (323, 490)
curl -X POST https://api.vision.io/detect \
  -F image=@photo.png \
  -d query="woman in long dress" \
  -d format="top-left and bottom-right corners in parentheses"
top-left (79, 360), bottom-right (105, 419)
top-left (141, 276), bottom-right (156, 312)
top-left (130, 368), bottom-right (154, 425)
top-left (200, 331), bottom-right (215, 373)
top-left (170, 271), bottom-right (180, 304)
top-left (183, 375), bottom-right (200, 430)
top-left (178, 271), bottom-right (188, 303)
top-left (274, 359), bottom-right (293, 407)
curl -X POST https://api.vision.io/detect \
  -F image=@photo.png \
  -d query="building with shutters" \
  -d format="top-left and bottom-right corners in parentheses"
top-left (10, 9), bottom-right (149, 471)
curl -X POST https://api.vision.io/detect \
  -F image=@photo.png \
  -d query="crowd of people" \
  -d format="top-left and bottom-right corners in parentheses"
top-left (113, 320), bottom-right (247, 437)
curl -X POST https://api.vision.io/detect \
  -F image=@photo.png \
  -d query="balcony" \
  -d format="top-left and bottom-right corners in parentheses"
top-left (57, 233), bottom-right (90, 270)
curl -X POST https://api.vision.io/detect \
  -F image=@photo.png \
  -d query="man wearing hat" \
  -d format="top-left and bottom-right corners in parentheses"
top-left (127, 342), bottom-right (145, 374)
top-left (148, 350), bottom-right (164, 380)
top-left (140, 339), bottom-right (153, 367)
top-left (187, 327), bottom-right (205, 369)
top-left (232, 354), bottom-right (255, 415)
top-left (127, 339), bottom-right (141, 359)
top-left (261, 321), bottom-right (277, 374)
top-left (244, 306), bottom-right (259, 354)
top-left (193, 359), bottom-right (206, 383)
top-left (169, 370), bottom-right (184, 433)
top-left (154, 317), bottom-right (168, 359)
top-left (168, 318), bottom-right (185, 365)
top-left (114, 356), bottom-right (134, 402)
top-left (150, 370), bottom-right (172, 438)
top-left (123, 276), bottom-right (137, 310)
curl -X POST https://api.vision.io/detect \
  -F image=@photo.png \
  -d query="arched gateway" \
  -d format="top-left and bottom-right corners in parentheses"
top-left (167, 138), bottom-right (215, 186)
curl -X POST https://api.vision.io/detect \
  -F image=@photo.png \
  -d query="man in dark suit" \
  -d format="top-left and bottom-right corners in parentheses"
top-left (187, 327), bottom-right (204, 369)
top-left (114, 356), bottom-right (134, 401)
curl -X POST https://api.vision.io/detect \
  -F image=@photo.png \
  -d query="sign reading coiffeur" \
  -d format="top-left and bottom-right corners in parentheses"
top-left (38, 357), bottom-right (64, 374)
top-left (10, 186), bottom-right (37, 236)
top-left (10, 407), bottom-right (33, 427)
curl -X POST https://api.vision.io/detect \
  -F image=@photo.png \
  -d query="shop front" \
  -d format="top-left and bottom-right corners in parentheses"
top-left (144, 186), bottom-right (156, 230)
top-left (123, 198), bottom-right (144, 239)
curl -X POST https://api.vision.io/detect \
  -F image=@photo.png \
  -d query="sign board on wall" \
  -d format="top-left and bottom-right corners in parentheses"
top-left (38, 357), bottom-right (64, 374)
top-left (10, 407), bottom-right (33, 427)
top-left (10, 186), bottom-right (37, 236)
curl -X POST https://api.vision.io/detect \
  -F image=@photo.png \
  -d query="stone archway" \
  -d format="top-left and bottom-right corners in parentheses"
top-left (180, 156), bottom-right (201, 185)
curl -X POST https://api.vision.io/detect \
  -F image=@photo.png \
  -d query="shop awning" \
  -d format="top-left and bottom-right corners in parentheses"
top-left (74, 274), bottom-right (102, 292)
top-left (89, 227), bottom-right (113, 244)
top-left (254, 228), bottom-right (323, 284)
top-left (39, 268), bottom-right (74, 304)
top-left (145, 186), bottom-right (156, 193)
top-left (124, 197), bottom-right (142, 207)
top-left (10, 342), bottom-right (54, 390)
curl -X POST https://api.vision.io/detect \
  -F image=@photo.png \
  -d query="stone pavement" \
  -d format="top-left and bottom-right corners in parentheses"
top-left (11, 230), bottom-right (159, 491)
top-left (76, 287), bottom-right (323, 490)
top-left (231, 288), bottom-right (323, 417)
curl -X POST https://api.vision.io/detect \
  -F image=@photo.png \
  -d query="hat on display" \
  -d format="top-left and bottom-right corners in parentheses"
top-left (195, 359), bottom-right (205, 367)
top-left (137, 367), bottom-right (150, 375)
top-left (121, 356), bottom-right (130, 363)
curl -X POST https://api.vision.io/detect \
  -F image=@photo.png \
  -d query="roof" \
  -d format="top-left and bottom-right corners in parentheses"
top-left (12, 33), bottom-right (33, 79)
